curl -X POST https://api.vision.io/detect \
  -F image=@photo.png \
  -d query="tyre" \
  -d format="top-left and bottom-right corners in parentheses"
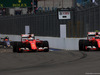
top-left (79, 40), bottom-right (90, 51)
top-left (43, 41), bottom-right (49, 52)
top-left (79, 40), bottom-right (84, 51)
top-left (0, 42), bottom-right (4, 48)
top-left (16, 42), bottom-right (23, 53)
top-left (3, 46), bottom-right (6, 48)
top-left (3, 42), bottom-right (7, 47)
top-left (2, 42), bottom-right (6, 48)
top-left (83, 40), bottom-right (90, 51)
top-left (84, 40), bottom-right (90, 46)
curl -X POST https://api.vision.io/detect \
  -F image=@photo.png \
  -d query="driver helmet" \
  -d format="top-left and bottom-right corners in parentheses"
top-left (5, 36), bottom-right (9, 41)
top-left (95, 32), bottom-right (99, 37)
top-left (28, 35), bottom-right (33, 40)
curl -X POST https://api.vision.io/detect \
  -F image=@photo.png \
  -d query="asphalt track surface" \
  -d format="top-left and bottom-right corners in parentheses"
top-left (0, 49), bottom-right (100, 75)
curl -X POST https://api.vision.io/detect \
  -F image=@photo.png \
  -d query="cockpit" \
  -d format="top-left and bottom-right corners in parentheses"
top-left (21, 34), bottom-right (35, 41)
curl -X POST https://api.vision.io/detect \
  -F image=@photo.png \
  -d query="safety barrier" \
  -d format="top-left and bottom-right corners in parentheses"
top-left (35, 36), bottom-right (86, 50)
top-left (0, 34), bottom-right (21, 41)
top-left (0, 34), bottom-right (86, 50)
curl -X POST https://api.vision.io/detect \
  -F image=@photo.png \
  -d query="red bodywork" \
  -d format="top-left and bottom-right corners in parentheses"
top-left (20, 40), bottom-right (45, 51)
top-left (18, 34), bottom-right (49, 52)
top-left (85, 32), bottom-right (100, 50)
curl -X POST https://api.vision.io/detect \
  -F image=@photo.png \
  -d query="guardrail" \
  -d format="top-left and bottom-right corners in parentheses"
top-left (0, 34), bottom-right (86, 50)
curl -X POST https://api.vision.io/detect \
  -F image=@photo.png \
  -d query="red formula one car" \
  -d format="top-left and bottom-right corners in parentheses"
top-left (79, 32), bottom-right (100, 51)
top-left (13, 34), bottom-right (49, 53)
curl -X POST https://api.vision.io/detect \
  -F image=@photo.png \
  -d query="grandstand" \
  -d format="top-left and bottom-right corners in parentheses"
top-left (38, 0), bottom-right (74, 11)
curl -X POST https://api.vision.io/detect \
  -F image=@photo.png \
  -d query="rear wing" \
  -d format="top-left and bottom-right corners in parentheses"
top-left (87, 32), bottom-right (100, 40)
top-left (21, 34), bottom-right (35, 41)
top-left (21, 34), bottom-right (34, 38)
top-left (88, 32), bottom-right (100, 36)
top-left (98, 32), bottom-right (100, 36)
top-left (87, 32), bottom-right (96, 36)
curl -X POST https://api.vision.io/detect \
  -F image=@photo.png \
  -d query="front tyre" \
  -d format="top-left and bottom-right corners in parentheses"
top-left (43, 41), bottom-right (49, 52)
top-left (16, 42), bottom-right (23, 53)
top-left (79, 40), bottom-right (85, 51)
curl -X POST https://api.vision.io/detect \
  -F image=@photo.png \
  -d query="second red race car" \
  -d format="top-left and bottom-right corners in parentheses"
top-left (79, 32), bottom-right (100, 51)
top-left (13, 34), bottom-right (49, 53)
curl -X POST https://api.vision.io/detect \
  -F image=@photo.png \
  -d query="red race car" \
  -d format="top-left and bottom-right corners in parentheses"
top-left (79, 32), bottom-right (100, 51)
top-left (13, 34), bottom-right (49, 53)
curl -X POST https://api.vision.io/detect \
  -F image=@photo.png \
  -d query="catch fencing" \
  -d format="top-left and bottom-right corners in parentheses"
top-left (74, 5), bottom-right (100, 37)
top-left (0, 12), bottom-right (69, 37)
top-left (0, 5), bottom-right (100, 37)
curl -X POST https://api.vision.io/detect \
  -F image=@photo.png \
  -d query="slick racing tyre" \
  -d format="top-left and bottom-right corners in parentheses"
top-left (79, 40), bottom-right (90, 51)
top-left (16, 42), bottom-right (23, 53)
top-left (43, 41), bottom-right (49, 52)
top-left (83, 40), bottom-right (90, 51)
top-left (79, 40), bottom-right (85, 51)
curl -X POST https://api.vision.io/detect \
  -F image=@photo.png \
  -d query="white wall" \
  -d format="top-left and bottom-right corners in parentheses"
top-left (35, 36), bottom-right (86, 50)
top-left (0, 34), bottom-right (21, 41)
top-left (0, 34), bottom-right (86, 50)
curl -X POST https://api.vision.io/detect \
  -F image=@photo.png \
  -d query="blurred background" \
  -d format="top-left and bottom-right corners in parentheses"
top-left (0, 0), bottom-right (100, 38)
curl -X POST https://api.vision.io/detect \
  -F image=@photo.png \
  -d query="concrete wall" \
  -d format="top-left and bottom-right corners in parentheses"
top-left (0, 34), bottom-right (21, 41)
top-left (35, 36), bottom-right (86, 50)
top-left (0, 34), bottom-right (86, 50)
